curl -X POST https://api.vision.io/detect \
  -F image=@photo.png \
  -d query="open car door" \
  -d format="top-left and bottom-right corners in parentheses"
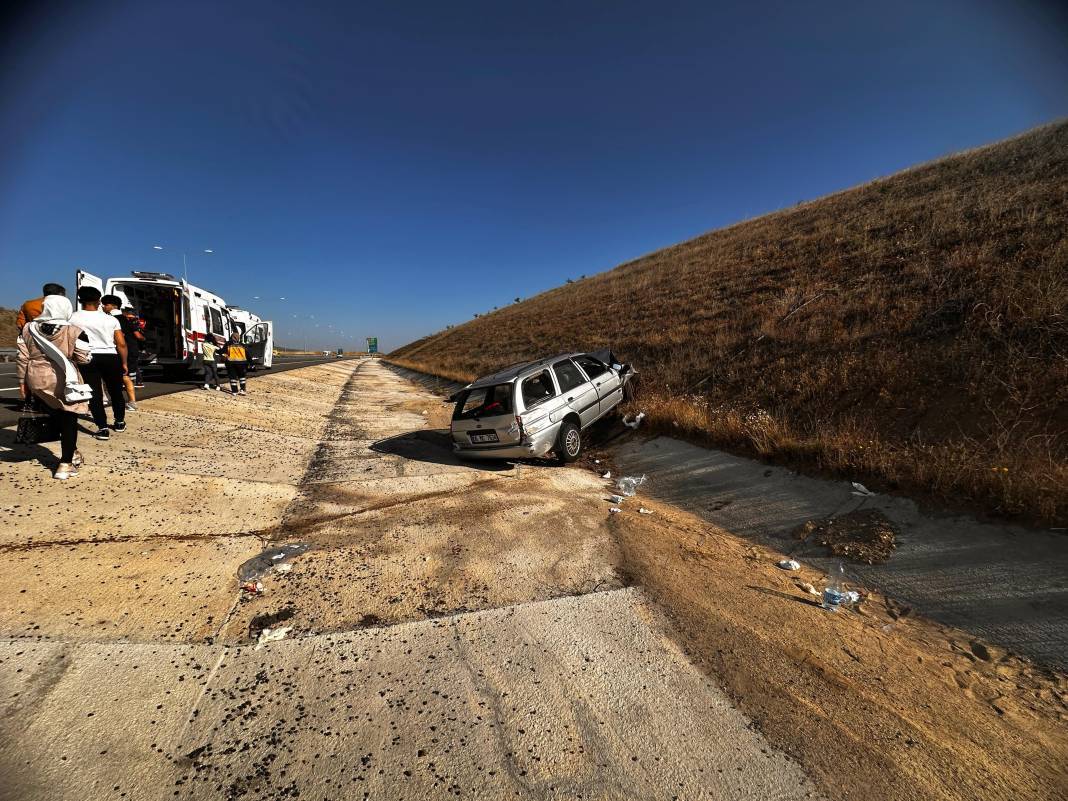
top-left (75, 270), bottom-right (105, 310)
top-left (243, 322), bottom-right (273, 369)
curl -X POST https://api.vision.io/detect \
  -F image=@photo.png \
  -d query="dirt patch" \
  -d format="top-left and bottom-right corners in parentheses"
top-left (611, 498), bottom-right (1068, 801)
top-left (794, 508), bottom-right (898, 563)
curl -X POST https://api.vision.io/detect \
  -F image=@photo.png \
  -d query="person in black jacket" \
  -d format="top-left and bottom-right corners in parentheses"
top-left (220, 331), bottom-right (250, 395)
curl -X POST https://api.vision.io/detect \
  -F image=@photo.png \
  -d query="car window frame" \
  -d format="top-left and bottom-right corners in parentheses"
top-left (552, 359), bottom-right (588, 394)
top-left (520, 369), bottom-right (559, 411)
top-left (574, 355), bottom-right (609, 381)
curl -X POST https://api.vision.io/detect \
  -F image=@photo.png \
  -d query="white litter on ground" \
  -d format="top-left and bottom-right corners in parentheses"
top-left (622, 412), bottom-right (646, 429)
top-left (602, 471), bottom-right (611, 479)
top-left (777, 559), bottom-right (800, 571)
top-left (255, 626), bottom-right (292, 648)
top-left (609, 507), bottom-right (622, 514)
top-left (639, 507), bottom-right (654, 515)
top-left (799, 583), bottom-right (820, 596)
top-left (274, 562), bottom-right (293, 574)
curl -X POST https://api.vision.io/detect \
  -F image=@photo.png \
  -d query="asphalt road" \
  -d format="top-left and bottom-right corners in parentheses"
top-left (0, 354), bottom-right (354, 428)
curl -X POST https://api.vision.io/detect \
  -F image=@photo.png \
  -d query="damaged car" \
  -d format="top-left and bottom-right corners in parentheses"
top-left (448, 351), bottom-right (635, 462)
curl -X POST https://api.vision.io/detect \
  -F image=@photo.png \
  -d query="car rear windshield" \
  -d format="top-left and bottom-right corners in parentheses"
top-left (453, 384), bottom-right (514, 420)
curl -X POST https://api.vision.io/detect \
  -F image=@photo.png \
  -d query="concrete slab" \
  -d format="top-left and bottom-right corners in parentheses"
top-left (0, 590), bottom-right (819, 801)
top-left (614, 435), bottom-right (1068, 669)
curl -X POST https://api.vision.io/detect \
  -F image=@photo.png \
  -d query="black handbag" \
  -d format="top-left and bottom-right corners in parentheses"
top-left (15, 413), bottom-right (61, 444)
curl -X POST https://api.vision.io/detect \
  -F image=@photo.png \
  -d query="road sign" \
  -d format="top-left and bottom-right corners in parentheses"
top-left (366, 337), bottom-right (378, 354)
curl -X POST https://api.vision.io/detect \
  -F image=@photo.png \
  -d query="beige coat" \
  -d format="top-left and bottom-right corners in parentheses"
top-left (16, 324), bottom-right (91, 414)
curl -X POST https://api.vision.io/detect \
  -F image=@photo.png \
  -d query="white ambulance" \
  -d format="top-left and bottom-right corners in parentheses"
top-left (75, 269), bottom-right (273, 374)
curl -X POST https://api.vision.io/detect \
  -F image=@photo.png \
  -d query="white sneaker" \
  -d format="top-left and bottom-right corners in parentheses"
top-left (202, 384), bottom-right (209, 390)
top-left (126, 402), bottom-right (138, 411)
top-left (54, 463), bottom-right (76, 480)
top-left (239, 390), bottom-right (247, 396)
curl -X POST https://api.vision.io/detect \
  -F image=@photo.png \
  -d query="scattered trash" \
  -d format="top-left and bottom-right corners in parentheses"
top-left (799, 582), bottom-right (820, 596)
top-left (609, 507), bottom-right (622, 514)
top-left (638, 507), bottom-right (654, 515)
top-left (241, 581), bottom-right (264, 595)
top-left (617, 475), bottom-right (647, 497)
top-left (850, 481), bottom-right (875, 497)
top-left (622, 412), bottom-right (646, 429)
top-left (777, 559), bottom-right (801, 571)
top-left (255, 626), bottom-right (292, 648)
top-left (593, 459), bottom-right (601, 464)
top-left (601, 471), bottom-right (611, 479)
top-left (843, 590), bottom-right (861, 605)
top-left (609, 494), bottom-right (625, 504)
top-left (421, 410), bottom-right (428, 415)
top-left (822, 562), bottom-right (847, 611)
top-left (274, 562), bottom-right (293, 574)
top-left (238, 542), bottom-right (311, 582)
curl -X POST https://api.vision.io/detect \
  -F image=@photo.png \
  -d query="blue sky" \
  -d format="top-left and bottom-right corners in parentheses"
top-left (2, 0), bottom-right (1066, 351)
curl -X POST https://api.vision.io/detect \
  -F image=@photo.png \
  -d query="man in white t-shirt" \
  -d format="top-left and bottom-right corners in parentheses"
top-left (70, 286), bottom-right (128, 440)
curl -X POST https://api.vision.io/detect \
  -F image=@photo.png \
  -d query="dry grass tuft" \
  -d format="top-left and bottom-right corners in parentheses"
top-left (391, 121), bottom-right (1068, 525)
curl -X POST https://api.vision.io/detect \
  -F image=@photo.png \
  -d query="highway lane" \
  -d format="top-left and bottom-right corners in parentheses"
top-left (0, 354), bottom-right (357, 428)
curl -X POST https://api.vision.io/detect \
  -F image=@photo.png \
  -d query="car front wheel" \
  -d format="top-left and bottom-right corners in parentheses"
top-left (556, 420), bottom-right (582, 463)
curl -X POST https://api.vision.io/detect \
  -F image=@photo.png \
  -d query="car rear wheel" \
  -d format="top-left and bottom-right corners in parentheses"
top-left (556, 420), bottom-right (582, 463)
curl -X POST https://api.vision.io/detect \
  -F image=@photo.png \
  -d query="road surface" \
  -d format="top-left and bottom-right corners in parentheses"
top-left (0, 359), bottom-right (1063, 801)
top-left (0, 354), bottom-right (351, 428)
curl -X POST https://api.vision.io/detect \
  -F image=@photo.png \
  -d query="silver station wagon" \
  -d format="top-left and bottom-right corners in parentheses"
top-left (449, 351), bottom-right (635, 462)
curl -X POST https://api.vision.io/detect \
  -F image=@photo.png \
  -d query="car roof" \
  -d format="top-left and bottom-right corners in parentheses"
top-left (467, 353), bottom-right (584, 389)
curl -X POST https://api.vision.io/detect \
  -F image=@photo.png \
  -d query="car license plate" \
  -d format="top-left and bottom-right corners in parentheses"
top-left (469, 431), bottom-right (499, 444)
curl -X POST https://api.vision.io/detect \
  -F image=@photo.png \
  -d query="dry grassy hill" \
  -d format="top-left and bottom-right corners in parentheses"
top-left (0, 307), bottom-right (18, 348)
top-left (391, 121), bottom-right (1068, 525)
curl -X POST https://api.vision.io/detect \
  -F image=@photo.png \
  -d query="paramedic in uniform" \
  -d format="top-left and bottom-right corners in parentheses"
top-left (220, 331), bottom-right (250, 395)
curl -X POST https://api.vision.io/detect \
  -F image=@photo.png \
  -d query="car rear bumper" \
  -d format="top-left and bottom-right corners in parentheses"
top-left (452, 431), bottom-right (556, 460)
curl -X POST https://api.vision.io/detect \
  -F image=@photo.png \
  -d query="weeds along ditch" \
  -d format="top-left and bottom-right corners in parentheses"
top-left (390, 121), bottom-right (1068, 527)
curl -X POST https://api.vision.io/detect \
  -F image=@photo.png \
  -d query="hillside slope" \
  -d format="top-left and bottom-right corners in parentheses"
top-left (391, 122), bottom-right (1068, 525)
top-left (0, 307), bottom-right (17, 348)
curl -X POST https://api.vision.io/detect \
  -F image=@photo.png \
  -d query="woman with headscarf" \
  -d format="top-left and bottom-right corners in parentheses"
top-left (16, 295), bottom-right (93, 479)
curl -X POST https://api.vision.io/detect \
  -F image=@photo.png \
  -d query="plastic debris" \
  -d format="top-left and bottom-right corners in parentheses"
top-left (274, 562), bottom-right (293, 574)
top-left (622, 412), bottom-right (646, 429)
top-left (850, 481), bottom-right (875, 497)
top-left (822, 562), bottom-right (847, 611)
top-left (609, 507), bottom-right (622, 514)
top-left (255, 625), bottom-right (292, 648)
top-left (593, 459), bottom-right (601, 464)
top-left (241, 581), bottom-right (264, 595)
top-left (617, 474), bottom-right (647, 497)
top-left (799, 582), bottom-right (820, 596)
top-left (843, 590), bottom-right (861, 604)
top-left (638, 507), bottom-right (654, 515)
top-left (601, 471), bottom-right (611, 479)
top-left (777, 559), bottom-right (801, 571)
top-left (609, 494), bottom-right (625, 504)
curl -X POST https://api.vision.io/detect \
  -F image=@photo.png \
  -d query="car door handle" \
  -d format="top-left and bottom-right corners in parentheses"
top-left (595, 382), bottom-right (601, 387)
top-left (567, 397), bottom-right (574, 402)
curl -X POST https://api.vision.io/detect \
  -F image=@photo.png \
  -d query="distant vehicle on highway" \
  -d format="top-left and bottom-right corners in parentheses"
top-left (449, 351), bottom-right (634, 462)
top-left (75, 270), bottom-right (273, 375)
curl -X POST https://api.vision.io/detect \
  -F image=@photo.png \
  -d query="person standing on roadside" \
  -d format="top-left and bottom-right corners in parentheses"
top-left (220, 331), bottom-right (249, 395)
top-left (201, 335), bottom-right (221, 390)
top-left (101, 296), bottom-right (139, 411)
top-left (16, 294), bottom-right (92, 480)
top-left (16, 283), bottom-right (67, 410)
top-left (16, 282), bottom-right (66, 331)
top-left (70, 286), bottom-right (128, 440)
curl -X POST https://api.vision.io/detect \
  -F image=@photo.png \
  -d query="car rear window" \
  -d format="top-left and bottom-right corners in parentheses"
top-left (521, 370), bottom-right (556, 408)
top-left (453, 384), bottom-right (514, 420)
top-left (574, 356), bottom-right (608, 379)
top-left (553, 360), bottom-right (587, 393)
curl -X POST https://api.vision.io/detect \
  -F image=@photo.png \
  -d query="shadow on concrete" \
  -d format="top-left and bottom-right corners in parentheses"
top-left (0, 426), bottom-right (58, 469)
top-left (370, 429), bottom-right (512, 472)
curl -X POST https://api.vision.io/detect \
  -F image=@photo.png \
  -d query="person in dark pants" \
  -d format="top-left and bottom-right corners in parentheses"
top-left (120, 306), bottom-right (145, 387)
top-left (16, 294), bottom-right (92, 479)
top-left (220, 331), bottom-right (249, 395)
top-left (70, 286), bottom-right (128, 440)
top-left (201, 335), bottom-right (221, 390)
